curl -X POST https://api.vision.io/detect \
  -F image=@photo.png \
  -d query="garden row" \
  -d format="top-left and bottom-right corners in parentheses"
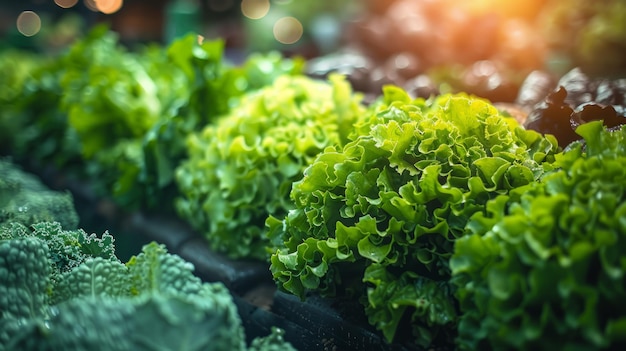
top-left (1, 158), bottom-right (299, 351)
top-left (1, 24), bottom-right (626, 350)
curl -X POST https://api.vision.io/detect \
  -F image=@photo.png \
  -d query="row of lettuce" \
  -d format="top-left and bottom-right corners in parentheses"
top-left (0, 159), bottom-right (296, 350)
top-left (1, 26), bottom-right (625, 350)
top-left (0, 24), bottom-right (305, 212)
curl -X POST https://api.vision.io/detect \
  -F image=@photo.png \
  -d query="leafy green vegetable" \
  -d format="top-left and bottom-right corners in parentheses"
top-left (11, 25), bottom-right (304, 212)
top-left (0, 49), bottom-right (81, 172)
top-left (451, 121), bottom-right (626, 350)
top-left (0, 237), bottom-right (49, 321)
top-left (0, 160), bottom-right (294, 349)
top-left (175, 74), bottom-right (364, 260)
top-left (0, 223), bottom-right (296, 351)
top-left (60, 28), bottom-right (160, 158)
top-left (1, 25), bottom-right (305, 213)
top-left (0, 159), bottom-right (79, 230)
top-left (56, 26), bottom-right (165, 209)
top-left (0, 222), bottom-right (116, 304)
top-left (269, 86), bottom-right (559, 347)
top-left (141, 37), bottom-right (304, 211)
top-left (0, 50), bottom-right (40, 105)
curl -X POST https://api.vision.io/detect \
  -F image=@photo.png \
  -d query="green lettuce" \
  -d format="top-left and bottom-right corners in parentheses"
top-left (60, 26), bottom-right (161, 159)
top-left (451, 121), bottom-right (626, 350)
top-left (0, 49), bottom-right (82, 172)
top-left (175, 74), bottom-right (364, 260)
top-left (141, 39), bottom-right (304, 212)
top-left (0, 26), bottom-right (305, 213)
top-left (269, 86), bottom-right (559, 347)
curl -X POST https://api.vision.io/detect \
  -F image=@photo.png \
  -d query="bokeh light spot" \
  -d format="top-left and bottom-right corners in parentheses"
top-left (96, 0), bottom-right (124, 14)
top-left (273, 17), bottom-right (303, 45)
top-left (241, 0), bottom-right (270, 20)
top-left (55, 0), bottom-right (79, 8)
top-left (16, 11), bottom-right (41, 37)
top-left (84, 0), bottom-right (99, 12)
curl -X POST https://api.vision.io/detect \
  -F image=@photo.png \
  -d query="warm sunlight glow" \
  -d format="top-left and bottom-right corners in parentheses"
top-left (16, 11), bottom-right (41, 37)
top-left (55, 0), bottom-right (79, 8)
top-left (241, 0), bottom-right (270, 20)
top-left (273, 16), bottom-right (303, 45)
top-left (454, 0), bottom-right (545, 19)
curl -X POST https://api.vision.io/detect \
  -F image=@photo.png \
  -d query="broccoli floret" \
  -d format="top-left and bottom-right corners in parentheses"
top-left (0, 159), bottom-right (79, 229)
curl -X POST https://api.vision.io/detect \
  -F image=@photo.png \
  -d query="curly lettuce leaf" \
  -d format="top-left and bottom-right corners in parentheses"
top-left (1, 26), bottom-right (306, 214)
top-left (60, 26), bottom-right (161, 159)
top-left (451, 122), bottom-right (626, 350)
top-left (363, 264), bottom-right (457, 348)
top-left (176, 74), bottom-right (365, 260)
top-left (270, 88), bottom-right (559, 346)
top-left (141, 44), bottom-right (304, 213)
